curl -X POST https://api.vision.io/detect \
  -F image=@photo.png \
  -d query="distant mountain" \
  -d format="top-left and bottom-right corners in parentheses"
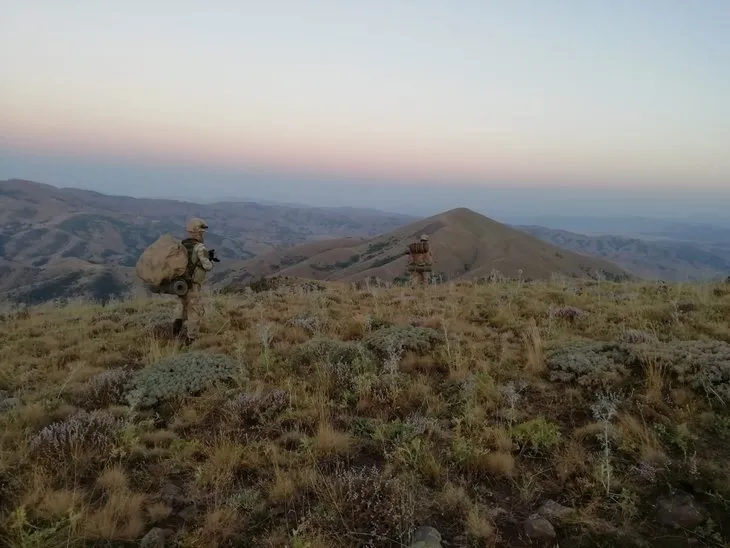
top-left (505, 214), bottom-right (730, 244)
top-left (517, 225), bottom-right (730, 282)
top-left (216, 207), bottom-right (630, 287)
top-left (0, 179), bottom-right (415, 303)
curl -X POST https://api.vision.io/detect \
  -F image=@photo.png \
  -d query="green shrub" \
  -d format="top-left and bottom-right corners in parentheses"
top-left (290, 337), bottom-right (373, 369)
top-left (363, 325), bottom-right (443, 358)
top-left (653, 340), bottom-right (730, 403)
top-left (512, 418), bottom-right (561, 454)
top-left (75, 367), bottom-right (132, 409)
top-left (546, 341), bottom-right (634, 389)
top-left (125, 351), bottom-right (238, 408)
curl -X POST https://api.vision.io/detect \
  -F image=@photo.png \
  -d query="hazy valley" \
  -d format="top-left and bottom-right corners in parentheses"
top-left (0, 179), bottom-right (414, 303)
top-left (1, 179), bottom-right (729, 305)
top-left (518, 225), bottom-right (730, 283)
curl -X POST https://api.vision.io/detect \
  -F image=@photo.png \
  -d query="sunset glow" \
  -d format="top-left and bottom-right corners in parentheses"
top-left (2, 1), bottom-right (729, 196)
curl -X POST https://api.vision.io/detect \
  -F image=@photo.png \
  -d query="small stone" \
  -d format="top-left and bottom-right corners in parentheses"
top-left (537, 499), bottom-right (575, 521)
top-left (0, 392), bottom-right (19, 412)
top-left (524, 513), bottom-right (556, 540)
top-left (140, 528), bottom-right (171, 548)
top-left (159, 483), bottom-right (186, 506)
top-left (409, 525), bottom-right (442, 547)
top-left (177, 504), bottom-right (197, 520)
top-left (657, 492), bottom-right (706, 529)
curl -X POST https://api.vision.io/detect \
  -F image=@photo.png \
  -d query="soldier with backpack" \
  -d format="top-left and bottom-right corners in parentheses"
top-left (406, 234), bottom-right (433, 285)
top-left (172, 217), bottom-right (218, 343)
top-left (135, 217), bottom-right (220, 345)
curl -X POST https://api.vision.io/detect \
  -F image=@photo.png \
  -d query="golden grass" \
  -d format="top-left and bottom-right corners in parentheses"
top-left (522, 317), bottom-right (545, 374)
top-left (1, 279), bottom-right (730, 546)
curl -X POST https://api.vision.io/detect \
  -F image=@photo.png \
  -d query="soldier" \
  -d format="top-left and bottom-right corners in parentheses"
top-left (406, 234), bottom-right (433, 285)
top-left (172, 217), bottom-right (216, 344)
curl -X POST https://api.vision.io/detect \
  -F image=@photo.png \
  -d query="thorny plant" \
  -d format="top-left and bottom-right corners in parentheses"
top-left (591, 391), bottom-right (622, 496)
top-left (256, 322), bottom-right (275, 371)
top-left (500, 381), bottom-right (527, 427)
top-left (383, 337), bottom-right (404, 375)
top-left (629, 460), bottom-right (662, 484)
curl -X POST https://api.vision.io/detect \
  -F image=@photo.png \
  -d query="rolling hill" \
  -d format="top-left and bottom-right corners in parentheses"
top-left (517, 225), bottom-right (730, 282)
top-left (0, 179), bottom-right (414, 303)
top-left (216, 207), bottom-right (631, 287)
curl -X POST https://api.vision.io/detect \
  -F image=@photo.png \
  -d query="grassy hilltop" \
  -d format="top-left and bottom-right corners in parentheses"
top-left (1, 278), bottom-right (730, 547)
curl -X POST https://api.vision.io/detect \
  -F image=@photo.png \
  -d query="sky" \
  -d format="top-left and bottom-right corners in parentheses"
top-left (1, 0), bottom-right (729, 219)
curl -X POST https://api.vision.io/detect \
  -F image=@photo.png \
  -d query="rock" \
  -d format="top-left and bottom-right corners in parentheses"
top-left (177, 504), bottom-right (197, 521)
top-left (159, 483), bottom-right (186, 507)
top-left (0, 397), bottom-right (19, 412)
top-left (524, 514), bottom-right (556, 540)
top-left (537, 499), bottom-right (575, 521)
top-left (140, 528), bottom-right (172, 548)
top-left (657, 492), bottom-right (706, 529)
top-left (0, 390), bottom-right (15, 412)
top-left (409, 526), bottom-right (442, 547)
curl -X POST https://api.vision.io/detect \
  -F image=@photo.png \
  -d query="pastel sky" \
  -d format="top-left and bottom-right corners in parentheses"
top-left (1, 0), bottom-right (729, 218)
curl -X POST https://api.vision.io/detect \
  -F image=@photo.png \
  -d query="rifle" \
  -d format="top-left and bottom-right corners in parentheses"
top-left (208, 249), bottom-right (221, 263)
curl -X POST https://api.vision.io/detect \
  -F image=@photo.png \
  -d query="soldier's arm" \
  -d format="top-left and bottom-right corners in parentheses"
top-left (196, 244), bottom-right (214, 271)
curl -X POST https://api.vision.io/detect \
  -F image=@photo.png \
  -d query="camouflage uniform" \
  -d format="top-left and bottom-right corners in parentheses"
top-left (173, 217), bottom-right (214, 342)
top-left (407, 234), bottom-right (433, 285)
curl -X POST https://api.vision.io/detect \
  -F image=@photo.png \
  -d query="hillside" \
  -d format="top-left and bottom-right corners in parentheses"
top-left (2, 278), bottom-right (730, 547)
top-left (518, 225), bottom-right (730, 282)
top-left (216, 207), bottom-right (631, 287)
top-left (0, 179), bottom-right (414, 303)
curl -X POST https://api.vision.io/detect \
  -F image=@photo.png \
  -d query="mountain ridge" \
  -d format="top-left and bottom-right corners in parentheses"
top-left (0, 179), bottom-right (415, 303)
top-left (518, 224), bottom-right (730, 282)
top-left (217, 207), bottom-right (632, 287)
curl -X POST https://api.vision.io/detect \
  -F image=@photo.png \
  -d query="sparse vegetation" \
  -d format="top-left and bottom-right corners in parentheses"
top-left (1, 278), bottom-right (730, 546)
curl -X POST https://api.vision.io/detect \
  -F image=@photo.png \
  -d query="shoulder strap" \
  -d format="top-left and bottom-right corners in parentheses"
top-left (181, 238), bottom-right (198, 279)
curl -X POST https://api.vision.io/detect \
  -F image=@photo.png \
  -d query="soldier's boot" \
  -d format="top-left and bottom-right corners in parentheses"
top-left (172, 318), bottom-right (183, 336)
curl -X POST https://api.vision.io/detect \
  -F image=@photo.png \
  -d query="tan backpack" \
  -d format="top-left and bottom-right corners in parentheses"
top-left (135, 234), bottom-right (194, 295)
top-left (408, 241), bottom-right (429, 255)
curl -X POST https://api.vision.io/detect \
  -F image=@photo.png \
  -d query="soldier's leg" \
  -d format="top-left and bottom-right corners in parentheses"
top-left (173, 295), bottom-right (188, 336)
top-left (186, 285), bottom-right (204, 340)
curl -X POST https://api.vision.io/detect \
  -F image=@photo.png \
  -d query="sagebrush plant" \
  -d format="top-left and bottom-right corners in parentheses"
top-left (125, 351), bottom-right (239, 408)
top-left (363, 325), bottom-right (443, 359)
top-left (545, 340), bottom-right (632, 389)
top-left (290, 337), bottom-right (372, 370)
top-left (2, 279), bottom-right (730, 546)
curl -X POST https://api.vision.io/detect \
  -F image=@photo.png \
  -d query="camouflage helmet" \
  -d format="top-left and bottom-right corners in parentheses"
top-left (420, 234), bottom-right (429, 241)
top-left (186, 217), bottom-right (208, 235)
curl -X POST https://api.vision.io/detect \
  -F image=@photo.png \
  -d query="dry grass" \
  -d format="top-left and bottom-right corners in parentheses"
top-left (1, 279), bottom-right (730, 546)
top-left (521, 317), bottom-right (545, 374)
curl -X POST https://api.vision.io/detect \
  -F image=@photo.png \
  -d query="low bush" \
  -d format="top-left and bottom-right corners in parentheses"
top-left (125, 351), bottom-right (238, 408)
